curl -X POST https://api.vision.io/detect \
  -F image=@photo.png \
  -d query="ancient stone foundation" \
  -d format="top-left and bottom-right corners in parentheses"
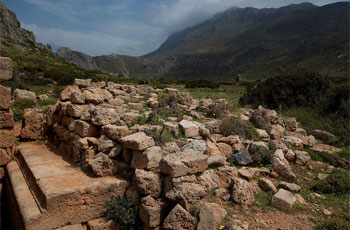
top-left (0, 57), bottom-right (15, 194)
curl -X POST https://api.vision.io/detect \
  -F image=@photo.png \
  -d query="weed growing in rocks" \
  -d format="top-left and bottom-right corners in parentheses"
top-left (255, 191), bottom-right (273, 210)
top-left (106, 196), bottom-right (141, 230)
top-left (220, 116), bottom-right (259, 140)
top-left (11, 98), bottom-right (36, 121)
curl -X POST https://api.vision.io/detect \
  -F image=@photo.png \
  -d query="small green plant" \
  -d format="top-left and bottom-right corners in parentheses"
top-left (115, 121), bottom-right (123, 126)
top-left (268, 141), bottom-right (276, 150)
top-left (316, 217), bottom-right (350, 230)
top-left (189, 205), bottom-right (200, 219)
top-left (131, 115), bottom-right (146, 126)
top-left (157, 92), bottom-right (171, 100)
top-left (11, 98), bottom-right (36, 121)
top-left (311, 170), bottom-right (350, 195)
top-left (255, 191), bottom-right (273, 209)
top-left (105, 196), bottom-right (141, 230)
top-left (160, 132), bottom-right (174, 143)
top-left (37, 98), bottom-right (57, 107)
top-left (220, 116), bottom-right (259, 140)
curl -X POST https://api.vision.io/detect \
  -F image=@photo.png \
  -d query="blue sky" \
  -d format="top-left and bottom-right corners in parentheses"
top-left (2, 0), bottom-right (342, 56)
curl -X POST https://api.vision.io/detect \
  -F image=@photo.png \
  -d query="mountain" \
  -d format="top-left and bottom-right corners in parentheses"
top-left (56, 47), bottom-right (147, 76)
top-left (56, 47), bottom-right (99, 71)
top-left (13, 2), bottom-right (349, 80)
top-left (0, 2), bottom-right (114, 88)
top-left (145, 2), bottom-right (349, 79)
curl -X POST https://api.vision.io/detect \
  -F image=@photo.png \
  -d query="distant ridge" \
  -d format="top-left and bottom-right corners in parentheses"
top-left (57, 2), bottom-right (349, 80)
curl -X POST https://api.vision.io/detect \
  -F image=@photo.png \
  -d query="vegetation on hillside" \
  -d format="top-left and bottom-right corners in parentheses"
top-left (240, 73), bottom-right (350, 146)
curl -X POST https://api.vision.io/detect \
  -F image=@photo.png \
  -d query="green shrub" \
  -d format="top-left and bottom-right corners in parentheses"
top-left (306, 148), bottom-right (349, 168)
top-left (37, 98), bottom-right (57, 107)
top-left (11, 98), bottom-right (36, 121)
top-left (268, 141), bottom-right (276, 150)
top-left (220, 116), bottom-right (259, 140)
top-left (255, 191), bottom-right (273, 209)
top-left (105, 196), bottom-right (141, 230)
top-left (183, 79), bottom-right (220, 89)
top-left (316, 218), bottom-right (350, 230)
top-left (311, 170), bottom-right (350, 195)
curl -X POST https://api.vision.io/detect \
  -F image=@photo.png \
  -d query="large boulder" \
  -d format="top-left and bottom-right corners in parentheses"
top-left (272, 149), bottom-right (296, 181)
top-left (271, 189), bottom-right (297, 211)
top-left (249, 142), bottom-right (272, 163)
top-left (0, 129), bottom-right (15, 148)
top-left (165, 182), bottom-right (206, 210)
top-left (197, 203), bottom-right (227, 230)
top-left (163, 175), bottom-right (197, 194)
top-left (0, 109), bottom-right (14, 128)
top-left (310, 129), bottom-right (336, 143)
top-left (278, 182), bottom-right (301, 193)
top-left (139, 196), bottom-right (161, 228)
top-left (120, 132), bottom-right (155, 150)
top-left (70, 92), bottom-right (86, 104)
top-left (13, 89), bottom-right (37, 102)
top-left (74, 78), bottom-right (91, 88)
top-left (74, 120), bottom-right (98, 137)
top-left (0, 149), bottom-right (11, 166)
top-left (134, 169), bottom-right (162, 197)
top-left (163, 204), bottom-right (196, 230)
top-left (87, 153), bottom-right (114, 177)
top-left (131, 146), bottom-right (163, 169)
top-left (89, 106), bottom-right (120, 126)
top-left (199, 170), bottom-right (220, 191)
top-left (87, 218), bottom-right (117, 230)
top-left (283, 117), bottom-right (298, 132)
top-left (310, 143), bottom-right (342, 154)
top-left (179, 120), bottom-right (199, 137)
top-left (21, 108), bottom-right (43, 139)
top-left (102, 125), bottom-right (130, 141)
top-left (295, 150), bottom-right (311, 166)
top-left (97, 135), bottom-right (116, 153)
top-left (0, 85), bottom-right (11, 110)
top-left (234, 150), bottom-right (253, 166)
top-left (60, 85), bottom-right (80, 101)
top-left (258, 178), bottom-right (277, 193)
top-left (160, 151), bottom-right (208, 177)
top-left (230, 178), bottom-right (255, 205)
top-left (180, 139), bottom-right (206, 154)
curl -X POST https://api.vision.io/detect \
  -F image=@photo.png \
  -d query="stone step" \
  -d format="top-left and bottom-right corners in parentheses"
top-left (6, 161), bottom-right (41, 229)
top-left (10, 142), bottom-right (128, 230)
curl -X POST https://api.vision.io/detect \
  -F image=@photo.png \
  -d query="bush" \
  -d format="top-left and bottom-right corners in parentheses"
top-left (37, 98), bottom-right (57, 107)
top-left (105, 196), bottom-right (141, 230)
top-left (311, 170), bottom-right (350, 195)
top-left (220, 116), bottom-right (259, 140)
top-left (183, 79), bottom-right (220, 89)
top-left (316, 218), bottom-right (350, 230)
top-left (11, 98), bottom-right (36, 121)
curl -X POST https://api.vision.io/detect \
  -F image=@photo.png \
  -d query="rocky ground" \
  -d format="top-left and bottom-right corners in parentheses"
top-left (2, 77), bottom-right (349, 230)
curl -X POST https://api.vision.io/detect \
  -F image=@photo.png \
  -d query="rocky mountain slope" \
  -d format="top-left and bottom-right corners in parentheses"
top-left (0, 2), bottom-right (47, 51)
top-left (0, 2), bottom-right (115, 88)
top-left (145, 2), bottom-right (349, 79)
top-left (56, 47), bottom-right (99, 71)
top-left (57, 2), bottom-right (349, 80)
top-left (56, 47), bottom-right (148, 76)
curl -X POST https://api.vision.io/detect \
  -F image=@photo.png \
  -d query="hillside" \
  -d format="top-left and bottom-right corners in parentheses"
top-left (56, 2), bottom-right (349, 80)
top-left (145, 2), bottom-right (349, 79)
top-left (0, 2), bottom-right (116, 91)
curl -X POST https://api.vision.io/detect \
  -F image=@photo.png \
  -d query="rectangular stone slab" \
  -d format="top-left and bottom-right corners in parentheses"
top-left (14, 142), bottom-right (128, 230)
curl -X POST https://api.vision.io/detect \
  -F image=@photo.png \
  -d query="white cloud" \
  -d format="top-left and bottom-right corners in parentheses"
top-left (22, 23), bottom-right (145, 56)
top-left (21, 0), bottom-right (341, 56)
